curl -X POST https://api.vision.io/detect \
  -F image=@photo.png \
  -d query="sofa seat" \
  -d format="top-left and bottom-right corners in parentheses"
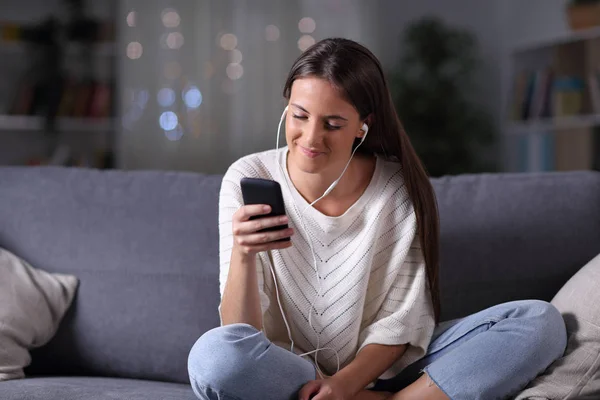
top-left (1, 376), bottom-right (197, 400)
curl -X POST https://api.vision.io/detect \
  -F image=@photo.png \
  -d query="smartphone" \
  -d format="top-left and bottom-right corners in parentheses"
top-left (240, 177), bottom-right (290, 242)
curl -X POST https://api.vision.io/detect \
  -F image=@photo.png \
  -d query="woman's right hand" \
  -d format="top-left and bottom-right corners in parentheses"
top-left (232, 204), bottom-right (294, 258)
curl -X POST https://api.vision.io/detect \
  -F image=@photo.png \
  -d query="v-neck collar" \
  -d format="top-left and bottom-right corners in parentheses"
top-left (277, 147), bottom-right (383, 225)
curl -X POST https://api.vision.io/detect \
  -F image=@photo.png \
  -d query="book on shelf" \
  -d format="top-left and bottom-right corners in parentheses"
top-left (516, 131), bottom-right (555, 172)
top-left (7, 73), bottom-right (113, 121)
top-left (554, 77), bottom-right (585, 117)
top-left (512, 69), bottom-right (555, 121)
top-left (514, 127), bottom-right (600, 172)
top-left (510, 68), bottom-right (596, 122)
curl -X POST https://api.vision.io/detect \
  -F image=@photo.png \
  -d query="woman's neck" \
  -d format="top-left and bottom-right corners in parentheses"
top-left (287, 152), bottom-right (376, 207)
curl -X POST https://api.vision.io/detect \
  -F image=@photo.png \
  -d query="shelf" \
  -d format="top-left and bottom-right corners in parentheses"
top-left (0, 41), bottom-right (116, 57)
top-left (507, 114), bottom-right (600, 134)
top-left (513, 26), bottom-right (600, 54)
top-left (0, 115), bottom-right (114, 132)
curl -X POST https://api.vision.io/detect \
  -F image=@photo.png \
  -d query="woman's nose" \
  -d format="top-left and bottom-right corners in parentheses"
top-left (302, 122), bottom-right (324, 146)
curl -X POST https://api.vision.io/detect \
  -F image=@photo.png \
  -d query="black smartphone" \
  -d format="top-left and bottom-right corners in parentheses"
top-left (240, 177), bottom-right (290, 241)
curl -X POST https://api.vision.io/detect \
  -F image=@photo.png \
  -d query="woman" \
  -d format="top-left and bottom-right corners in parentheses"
top-left (187, 38), bottom-right (567, 400)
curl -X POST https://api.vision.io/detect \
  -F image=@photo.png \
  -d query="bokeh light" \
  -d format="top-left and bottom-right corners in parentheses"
top-left (220, 33), bottom-right (238, 50)
top-left (159, 111), bottom-right (178, 131)
top-left (126, 11), bottom-right (136, 27)
top-left (183, 86), bottom-right (203, 109)
top-left (157, 88), bottom-right (176, 107)
top-left (265, 25), bottom-right (280, 42)
top-left (226, 63), bottom-right (244, 80)
top-left (298, 35), bottom-right (315, 51)
top-left (126, 41), bottom-right (143, 59)
top-left (161, 9), bottom-right (181, 28)
top-left (229, 49), bottom-right (243, 64)
top-left (166, 32), bottom-right (184, 49)
top-left (298, 17), bottom-right (316, 33)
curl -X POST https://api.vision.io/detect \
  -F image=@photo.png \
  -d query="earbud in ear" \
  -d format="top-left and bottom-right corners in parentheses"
top-left (359, 123), bottom-right (369, 144)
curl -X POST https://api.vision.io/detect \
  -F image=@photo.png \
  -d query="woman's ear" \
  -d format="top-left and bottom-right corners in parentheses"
top-left (358, 114), bottom-right (373, 138)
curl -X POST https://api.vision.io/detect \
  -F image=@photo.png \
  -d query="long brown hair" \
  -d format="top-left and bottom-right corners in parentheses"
top-left (283, 38), bottom-right (441, 322)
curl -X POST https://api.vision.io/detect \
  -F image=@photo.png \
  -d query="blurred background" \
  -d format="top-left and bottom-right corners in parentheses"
top-left (0, 0), bottom-right (599, 176)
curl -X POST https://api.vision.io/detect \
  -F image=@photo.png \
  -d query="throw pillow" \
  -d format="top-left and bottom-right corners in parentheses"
top-left (516, 253), bottom-right (600, 399)
top-left (0, 248), bottom-right (78, 381)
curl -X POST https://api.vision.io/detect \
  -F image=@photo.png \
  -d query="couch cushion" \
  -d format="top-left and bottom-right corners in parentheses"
top-left (0, 377), bottom-right (196, 400)
top-left (515, 253), bottom-right (600, 399)
top-left (0, 167), bottom-right (222, 384)
top-left (0, 248), bottom-right (78, 381)
top-left (431, 171), bottom-right (600, 321)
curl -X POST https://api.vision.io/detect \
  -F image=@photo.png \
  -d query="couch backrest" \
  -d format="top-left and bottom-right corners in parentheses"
top-left (433, 171), bottom-right (600, 320)
top-left (0, 167), bottom-right (222, 384)
top-left (1, 167), bottom-right (599, 383)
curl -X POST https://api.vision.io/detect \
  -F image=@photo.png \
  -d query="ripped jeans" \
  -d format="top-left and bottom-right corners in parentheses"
top-left (187, 300), bottom-right (567, 400)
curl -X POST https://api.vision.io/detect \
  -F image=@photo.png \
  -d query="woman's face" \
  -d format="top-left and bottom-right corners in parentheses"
top-left (285, 77), bottom-right (365, 176)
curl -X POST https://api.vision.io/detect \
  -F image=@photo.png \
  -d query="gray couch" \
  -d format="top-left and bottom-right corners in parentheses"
top-left (0, 166), bottom-right (599, 400)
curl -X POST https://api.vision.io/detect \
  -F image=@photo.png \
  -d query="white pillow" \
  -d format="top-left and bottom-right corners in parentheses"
top-left (516, 253), bottom-right (600, 399)
top-left (0, 248), bottom-right (78, 381)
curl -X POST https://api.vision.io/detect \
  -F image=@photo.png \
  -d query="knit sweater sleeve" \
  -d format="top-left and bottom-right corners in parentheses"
top-left (217, 162), bottom-right (271, 325)
top-left (357, 233), bottom-right (436, 380)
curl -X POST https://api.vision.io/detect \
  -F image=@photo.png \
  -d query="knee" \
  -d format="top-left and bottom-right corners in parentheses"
top-left (516, 300), bottom-right (567, 358)
top-left (188, 323), bottom-right (264, 390)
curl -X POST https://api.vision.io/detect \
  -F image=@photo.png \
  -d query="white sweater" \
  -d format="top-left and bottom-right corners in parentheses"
top-left (218, 147), bottom-right (435, 381)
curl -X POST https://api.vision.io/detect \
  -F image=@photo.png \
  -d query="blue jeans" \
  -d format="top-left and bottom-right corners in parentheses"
top-left (187, 300), bottom-right (567, 400)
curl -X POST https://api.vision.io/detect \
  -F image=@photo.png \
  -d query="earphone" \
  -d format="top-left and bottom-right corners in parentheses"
top-left (271, 105), bottom-right (369, 378)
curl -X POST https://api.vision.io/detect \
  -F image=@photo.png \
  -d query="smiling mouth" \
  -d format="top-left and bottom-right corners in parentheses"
top-left (298, 145), bottom-right (323, 158)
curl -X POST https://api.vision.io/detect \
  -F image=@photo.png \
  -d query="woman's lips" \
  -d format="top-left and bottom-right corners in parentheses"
top-left (298, 145), bottom-right (323, 158)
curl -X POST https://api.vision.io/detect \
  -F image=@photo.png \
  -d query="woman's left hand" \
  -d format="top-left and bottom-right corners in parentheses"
top-left (298, 378), bottom-right (349, 400)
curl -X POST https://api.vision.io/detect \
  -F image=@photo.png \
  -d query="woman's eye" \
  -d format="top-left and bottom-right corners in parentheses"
top-left (292, 115), bottom-right (340, 130)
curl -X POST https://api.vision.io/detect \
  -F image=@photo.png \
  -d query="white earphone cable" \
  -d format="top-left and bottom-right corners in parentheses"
top-left (269, 106), bottom-right (367, 378)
